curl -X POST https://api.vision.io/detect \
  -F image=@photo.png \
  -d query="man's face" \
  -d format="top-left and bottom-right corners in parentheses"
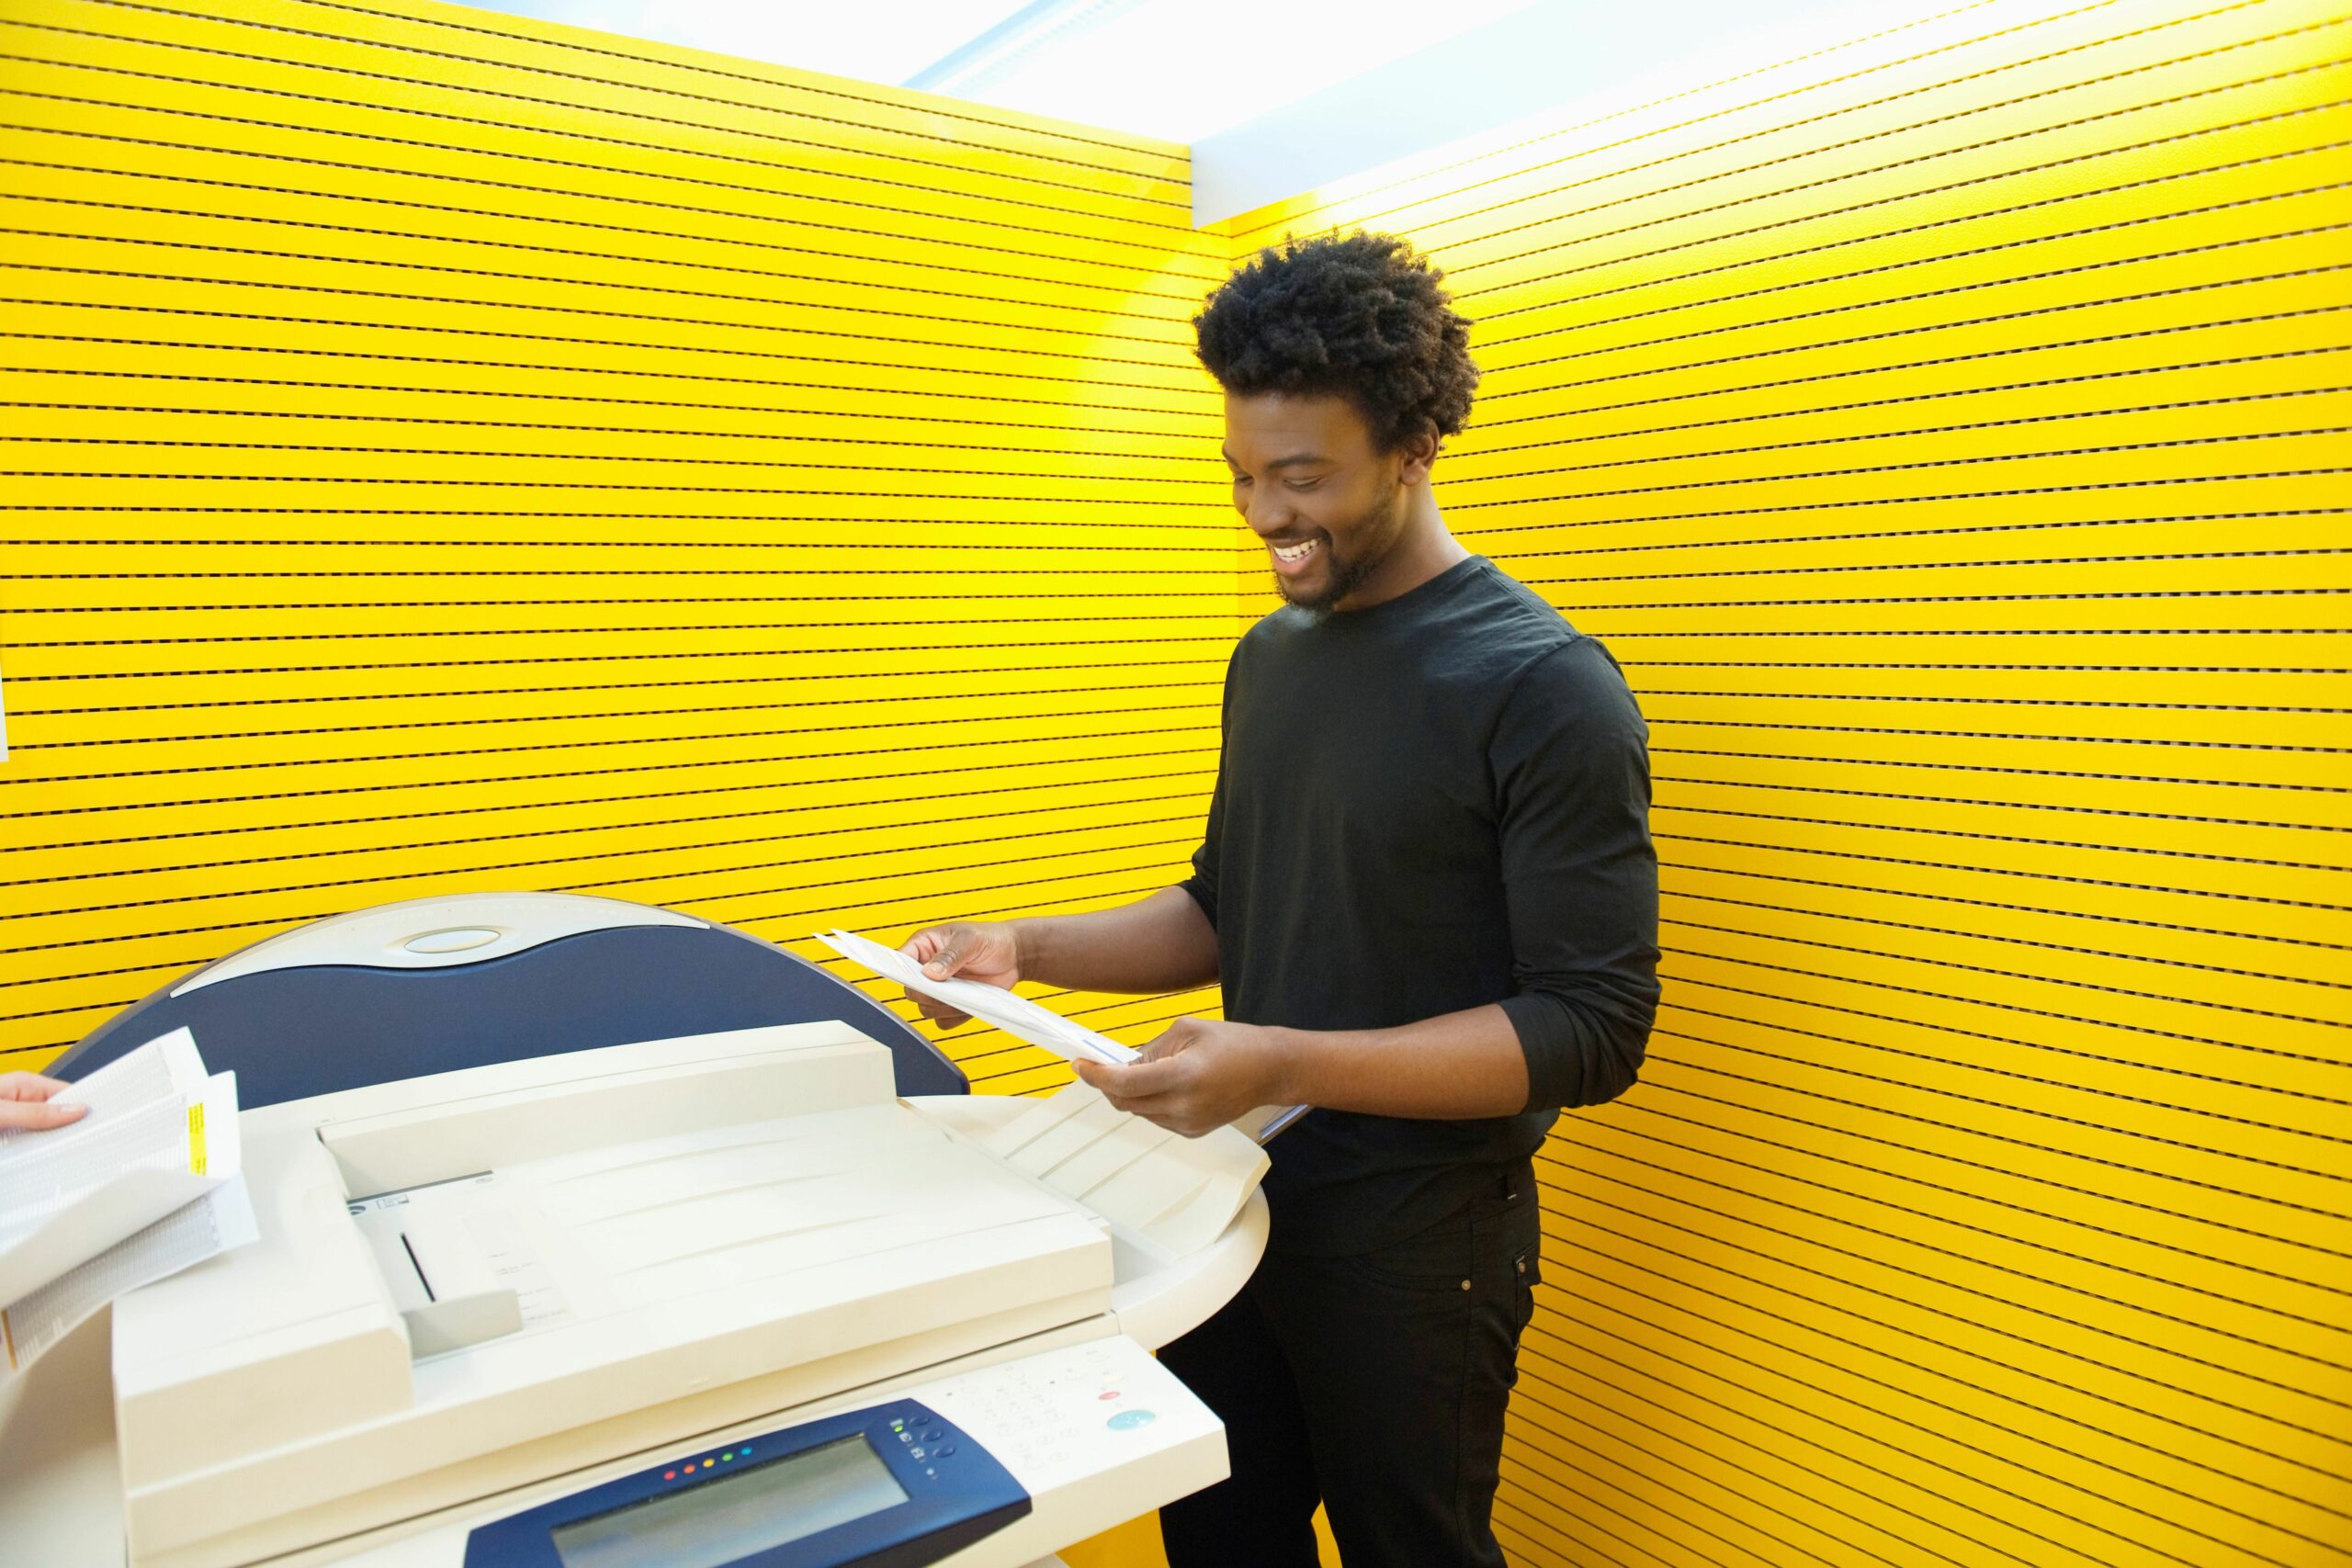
top-left (1222, 391), bottom-right (1430, 612)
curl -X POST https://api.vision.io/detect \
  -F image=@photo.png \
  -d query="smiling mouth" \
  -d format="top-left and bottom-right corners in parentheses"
top-left (1271, 538), bottom-right (1320, 565)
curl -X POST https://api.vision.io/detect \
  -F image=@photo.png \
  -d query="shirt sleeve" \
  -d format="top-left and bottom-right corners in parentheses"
top-left (1177, 646), bottom-right (1238, 930)
top-left (1490, 638), bottom-right (1660, 1111)
top-left (1178, 761), bottom-right (1224, 931)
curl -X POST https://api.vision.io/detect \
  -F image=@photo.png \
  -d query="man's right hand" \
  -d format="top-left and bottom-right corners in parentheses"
top-left (897, 922), bottom-right (1023, 1030)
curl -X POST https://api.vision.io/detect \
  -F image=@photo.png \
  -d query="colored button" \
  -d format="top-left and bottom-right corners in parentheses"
top-left (1098, 1391), bottom-right (1122, 1401)
top-left (1107, 1410), bottom-right (1157, 1430)
top-left (663, 1472), bottom-right (676, 1481)
top-left (923, 1429), bottom-right (943, 1442)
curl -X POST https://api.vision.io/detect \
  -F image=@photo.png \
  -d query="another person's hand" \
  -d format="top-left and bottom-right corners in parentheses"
top-left (896, 922), bottom-right (1023, 1030)
top-left (1076, 1017), bottom-right (1295, 1137)
top-left (0, 1071), bottom-right (87, 1133)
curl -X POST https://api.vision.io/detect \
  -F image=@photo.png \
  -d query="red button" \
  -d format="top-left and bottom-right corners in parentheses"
top-left (1098, 1391), bottom-right (1122, 1401)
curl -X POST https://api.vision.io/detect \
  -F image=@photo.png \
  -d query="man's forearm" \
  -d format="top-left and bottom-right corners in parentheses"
top-left (1012, 886), bottom-right (1219, 996)
top-left (1276, 1003), bottom-right (1532, 1120)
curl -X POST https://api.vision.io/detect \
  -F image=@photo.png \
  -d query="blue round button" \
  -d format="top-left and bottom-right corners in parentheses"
top-left (1106, 1410), bottom-right (1157, 1431)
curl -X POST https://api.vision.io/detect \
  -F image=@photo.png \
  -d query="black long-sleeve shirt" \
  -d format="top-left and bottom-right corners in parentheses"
top-left (1180, 555), bottom-right (1660, 1255)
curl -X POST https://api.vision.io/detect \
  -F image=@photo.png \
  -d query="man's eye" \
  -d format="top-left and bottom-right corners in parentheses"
top-left (1230, 474), bottom-right (1252, 485)
top-left (1285, 479), bottom-right (1321, 492)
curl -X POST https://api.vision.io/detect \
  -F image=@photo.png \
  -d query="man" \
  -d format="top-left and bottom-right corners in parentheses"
top-left (899, 231), bottom-right (1657, 1568)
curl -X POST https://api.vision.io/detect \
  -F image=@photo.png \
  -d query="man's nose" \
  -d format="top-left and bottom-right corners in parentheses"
top-left (1245, 489), bottom-right (1290, 535)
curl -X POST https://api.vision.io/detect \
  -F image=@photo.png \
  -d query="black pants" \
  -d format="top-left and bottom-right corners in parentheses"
top-left (1159, 1166), bottom-right (1543, 1568)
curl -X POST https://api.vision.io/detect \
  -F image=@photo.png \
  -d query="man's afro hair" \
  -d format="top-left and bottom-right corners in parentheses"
top-left (1193, 231), bottom-right (1478, 453)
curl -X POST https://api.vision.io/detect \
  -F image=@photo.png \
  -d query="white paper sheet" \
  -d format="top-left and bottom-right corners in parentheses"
top-left (0, 1030), bottom-right (253, 1367)
top-left (0, 1033), bottom-right (243, 1303)
top-left (8, 1028), bottom-right (206, 1129)
top-left (817, 929), bottom-right (1139, 1066)
top-left (2, 1178), bottom-right (258, 1375)
top-left (0, 1035), bottom-right (213, 1258)
top-left (818, 929), bottom-right (1309, 1143)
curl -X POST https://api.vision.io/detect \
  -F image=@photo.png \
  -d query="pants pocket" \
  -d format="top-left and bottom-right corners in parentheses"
top-left (1349, 1219), bottom-right (1481, 1297)
top-left (1510, 1241), bottom-right (1541, 1336)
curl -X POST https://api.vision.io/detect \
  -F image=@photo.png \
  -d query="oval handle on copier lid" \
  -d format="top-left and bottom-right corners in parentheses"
top-left (401, 927), bottom-right (504, 955)
top-left (170, 892), bottom-right (708, 997)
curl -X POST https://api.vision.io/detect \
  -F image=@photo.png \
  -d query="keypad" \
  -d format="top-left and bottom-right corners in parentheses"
top-left (928, 1340), bottom-right (1176, 1474)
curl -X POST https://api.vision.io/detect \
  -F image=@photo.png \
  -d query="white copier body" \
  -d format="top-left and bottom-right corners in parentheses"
top-left (0, 1019), bottom-right (1268, 1568)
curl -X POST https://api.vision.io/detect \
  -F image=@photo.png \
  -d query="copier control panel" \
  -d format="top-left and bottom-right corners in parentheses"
top-left (463, 1398), bottom-right (1024, 1568)
top-left (424, 1337), bottom-right (1219, 1568)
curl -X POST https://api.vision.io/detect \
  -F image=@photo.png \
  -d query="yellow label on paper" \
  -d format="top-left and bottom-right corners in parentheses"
top-left (188, 1103), bottom-right (207, 1177)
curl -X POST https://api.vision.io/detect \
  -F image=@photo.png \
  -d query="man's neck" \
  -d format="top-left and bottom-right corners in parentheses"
top-left (1335, 502), bottom-right (1470, 612)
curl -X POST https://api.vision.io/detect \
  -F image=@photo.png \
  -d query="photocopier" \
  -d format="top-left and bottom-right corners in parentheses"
top-left (0, 893), bottom-right (1270, 1568)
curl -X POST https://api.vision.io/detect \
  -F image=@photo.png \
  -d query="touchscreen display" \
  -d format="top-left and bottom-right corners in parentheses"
top-left (551, 1435), bottom-right (910, 1568)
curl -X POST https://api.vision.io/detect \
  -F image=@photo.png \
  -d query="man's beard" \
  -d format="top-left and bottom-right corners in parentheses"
top-left (1280, 496), bottom-right (1400, 611)
top-left (1279, 542), bottom-right (1380, 612)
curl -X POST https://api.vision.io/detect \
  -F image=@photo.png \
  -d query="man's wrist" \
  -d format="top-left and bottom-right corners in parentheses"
top-left (1004, 917), bottom-right (1045, 982)
top-left (1265, 1025), bottom-right (1322, 1108)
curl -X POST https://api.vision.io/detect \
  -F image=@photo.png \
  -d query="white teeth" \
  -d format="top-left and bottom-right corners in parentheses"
top-left (1272, 539), bottom-right (1318, 562)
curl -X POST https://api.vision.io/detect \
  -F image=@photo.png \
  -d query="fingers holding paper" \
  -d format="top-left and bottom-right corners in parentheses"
top-left (896, 921), bottom-right (1023, 1030)
top-left (1077, 1017), bottom-right (1295, 1138)
top-left (0, 1071), bottom-right (87, 1133)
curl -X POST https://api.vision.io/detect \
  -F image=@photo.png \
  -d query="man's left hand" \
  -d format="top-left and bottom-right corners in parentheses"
top-left (1074, 1016), bottom-right (1296, 1137)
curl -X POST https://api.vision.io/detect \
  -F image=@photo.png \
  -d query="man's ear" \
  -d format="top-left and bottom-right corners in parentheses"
top-left (1396, 425), bottom-right (1442, 486)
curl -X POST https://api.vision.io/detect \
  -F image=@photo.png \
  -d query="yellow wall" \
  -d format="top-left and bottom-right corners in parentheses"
top-left (0, 0), bottom-right (1234, 1088)
top-left (1217, 0), bottom-right (2352, 1562)
top-left (5, 1), bottom-right (2349, 1566)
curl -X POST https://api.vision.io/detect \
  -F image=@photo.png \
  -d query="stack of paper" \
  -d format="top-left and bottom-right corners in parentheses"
top-left (816, 929), bottom-right (1306, 1144)
top-left (0, 1030), bottom-right (256, 1374)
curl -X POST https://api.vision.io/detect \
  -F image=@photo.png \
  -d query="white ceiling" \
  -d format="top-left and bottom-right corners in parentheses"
top-left (460, 0), bottom-right (1539, 143)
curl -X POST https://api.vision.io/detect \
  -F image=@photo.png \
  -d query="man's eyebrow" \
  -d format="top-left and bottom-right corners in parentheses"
top-left (1221, 449), bottom-right (1329, 470)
